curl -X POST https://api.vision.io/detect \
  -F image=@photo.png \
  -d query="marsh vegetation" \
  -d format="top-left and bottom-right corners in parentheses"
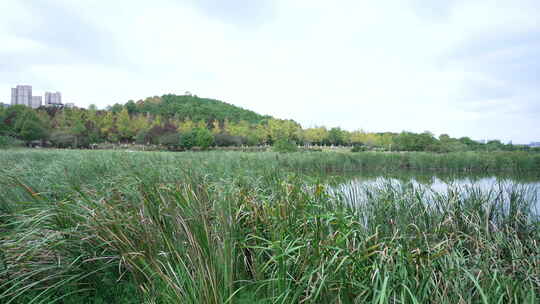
top-left (0, 150), bottom-right (538, 303)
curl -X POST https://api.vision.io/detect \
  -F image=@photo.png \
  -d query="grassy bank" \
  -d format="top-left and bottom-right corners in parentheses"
top-left (1, 149), bottom-right (540, 178)
top-left (1, 150), bottom-right (539, 303)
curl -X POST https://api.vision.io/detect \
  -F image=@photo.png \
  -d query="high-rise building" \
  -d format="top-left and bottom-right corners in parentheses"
top-left (44, 92), bottom-right (62, 106)
top-left (9, 86), bottom-right (70, 108)
top-left (31, 96), bottom-right (42, 109)
top-left (11, 85), bottom-right (33, 106)
top-left (10, 85), bottom-right (44, 108)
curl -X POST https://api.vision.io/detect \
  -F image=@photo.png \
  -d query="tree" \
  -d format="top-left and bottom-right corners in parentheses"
top-left (196, 120), bottom-right (207, 130)
top-left (327, 127), bottom-right (346, 146)
top-left (159, 133), bottom-right (182, 150)
top-left (19, 116), bottom-right (47, 141)
top-left (180, 131), bottom-right (196, 149)
top-left (178, 118), bottom-right (195, 133)
top-left (131, 114), bottom-right (150, 135)
top-left (253, 124), bottom-right (269, 145)
top-left (214, 134), bottom-right (244, 146)
top-left (211, 120), bottom-right (221, 135)
top-left (273, 138), bottom-right (298, 152)
top-left (108, 103), bottom-right (124, 113)
top-left (50, 131), bottom-right (77, 148)
top-left (486, 140), bottom-right (504, 151)
top-left (85, 106), bottom-right (102, 143)
top-left (267, 119), bottom-right (302, 143)
top-left (52, 109), bottom-right (68, 129)
top-left (223, 118), bottom-right (232, 135)
top-left (439, 134), bottom-right (451, 142)
top-left (437, 134), bottom-right (467, 152)
top-left (125, 100), bottom-right (137, 114)
top-left (303, 127), bottom-right (328, 145)
top-left (393, 131), bottom-right (437, 151)
top-left (378, 133), bottom-right (395, 151)
top-left (117, 108), bottom-right (135, 141)
top-left (152, 115), bottom-right (163, 128)
top-left (0, 105), bottom-right (33, 136)
top-left (228, 120), bottom-right (251, 139)
top-left (195, 127), bottom-right (214, 150)
top-left (70, 119), bottom-right (88, 147)
top-left (153, 94), bottom-right (269, 124)
top-left (14, 110), bottom-right (47, 141)
top-left (98, 111), bottom-right (115, 141)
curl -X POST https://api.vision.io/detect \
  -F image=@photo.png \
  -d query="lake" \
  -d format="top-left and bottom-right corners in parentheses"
top-left (332, 171), bottom-right (540, 217)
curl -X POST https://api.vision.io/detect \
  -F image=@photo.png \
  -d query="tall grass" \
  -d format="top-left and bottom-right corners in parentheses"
top-left (0, 149), bottom-right (538, 303)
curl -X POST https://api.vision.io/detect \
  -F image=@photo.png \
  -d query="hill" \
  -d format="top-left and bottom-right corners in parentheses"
top-left (118, 94), bottom-right (272, 124)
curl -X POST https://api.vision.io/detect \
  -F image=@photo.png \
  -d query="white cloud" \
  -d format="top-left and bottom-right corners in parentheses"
top-left (0, 0), bottom-right (538, 143)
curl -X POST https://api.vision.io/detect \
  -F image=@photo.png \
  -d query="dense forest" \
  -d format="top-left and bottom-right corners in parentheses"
top-left (0, 93), bottom-right (537, 152)
top-left (110, 94), bottom-right (271, 124)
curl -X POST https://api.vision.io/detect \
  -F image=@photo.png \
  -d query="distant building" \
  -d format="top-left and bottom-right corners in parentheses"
top-left (31, 96), bottom-right (42, 109)
top-left (474, 139), bottom-right (486, 144)
top-left (530, 142), bottom-right (540, 148)
top-left (65, 102), bottom-right (75, 108)
top-left (0, 102), bottom-right (10, 108)
top-left (11, 85), bottom-right (33, 106)
top-left (44, 91), bottom-right (62, 106)
top-left (8, 86), bottom-right (75, 109)
top-left (10, 85), bottom-right (43, 108)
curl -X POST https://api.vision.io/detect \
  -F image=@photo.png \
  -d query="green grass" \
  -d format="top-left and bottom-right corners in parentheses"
top-left (0, 149), bottom-right (538, 303)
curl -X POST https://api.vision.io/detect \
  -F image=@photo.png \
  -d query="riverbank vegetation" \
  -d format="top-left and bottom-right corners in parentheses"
top-left (1, 94), bottom-right (538, 153)
top-left (1, 150), bottom-right (539, 303)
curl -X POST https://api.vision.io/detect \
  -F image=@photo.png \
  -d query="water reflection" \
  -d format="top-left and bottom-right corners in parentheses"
top-left (325, 170), bottom-right (540, 185)
top-left (331, 172), bottom-right (540, 216)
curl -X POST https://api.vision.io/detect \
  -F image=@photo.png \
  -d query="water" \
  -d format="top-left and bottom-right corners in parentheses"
top-left (332, 172), bottom-right (540, 216)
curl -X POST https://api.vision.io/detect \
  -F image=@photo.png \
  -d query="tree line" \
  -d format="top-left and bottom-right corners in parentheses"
top-left (0, 94), bottom-right (537, 152)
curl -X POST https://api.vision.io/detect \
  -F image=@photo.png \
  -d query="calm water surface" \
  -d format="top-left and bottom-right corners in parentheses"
top-left (332, 172), bottom-right (540, 216)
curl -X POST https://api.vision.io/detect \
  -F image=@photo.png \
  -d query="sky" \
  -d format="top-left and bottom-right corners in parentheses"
top-left (0, 0), bottom-right (538, 144)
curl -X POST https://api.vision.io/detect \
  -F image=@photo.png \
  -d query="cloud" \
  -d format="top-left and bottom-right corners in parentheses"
top-left (1, 0), bottom-right (122, 66)
top-left (186, 0), bottom-right (276, 28)
top-left (408, 0), bottom-right (459, 21)
top-left (0, 0), bottom-right (538, 143)
top-left (443, 28), bottom-right (540, 125)
top-left (450, 30), bottom-right (540, 84)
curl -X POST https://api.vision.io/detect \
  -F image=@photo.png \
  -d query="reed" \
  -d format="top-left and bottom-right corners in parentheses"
top-left (0, 149), bottom-right (538, 303)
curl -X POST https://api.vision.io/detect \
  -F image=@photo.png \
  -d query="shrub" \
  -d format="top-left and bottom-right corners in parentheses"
top-left (0, 135), bottom-right (24, 148)
top-left (135, 130), bottom-right (149, 145)
top-left (273, 138), bottom-right (298, 152)
top-left (214, 134), bottom-right (245, 147)
top-left (195, 128), bottom-right (214, 150)
top-left (145, 125), bottom-right (177, 145)
top-left (180, 131), bottom-right (196, 150)
top-left (351, 145), bottom-right (368, 152)
top-left (50, 131), bottom-right (77, 148)
top-left (50, 131), bottom-right (89, 148)
top-left (159, 133), bottom-right (182, 150)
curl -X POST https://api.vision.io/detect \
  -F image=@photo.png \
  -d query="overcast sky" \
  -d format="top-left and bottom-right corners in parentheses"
top-left (1, 0), bottom-right (538, 143)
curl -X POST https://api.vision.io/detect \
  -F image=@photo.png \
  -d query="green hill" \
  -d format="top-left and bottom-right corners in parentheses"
top-left (122, 94), bottom-right (272, 123)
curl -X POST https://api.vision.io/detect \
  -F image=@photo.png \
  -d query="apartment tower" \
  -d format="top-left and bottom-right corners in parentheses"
top-left (10, 85), bottom-right (33, 106)
top-left (44, 91), bottom-right (62, 106)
